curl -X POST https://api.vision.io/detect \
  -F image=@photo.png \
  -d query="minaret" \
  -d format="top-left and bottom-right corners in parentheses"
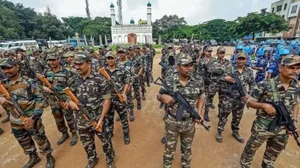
top-left (110, 3), bottom-right (116, 26)
top-left (147, 1), bottom-right (152, 25)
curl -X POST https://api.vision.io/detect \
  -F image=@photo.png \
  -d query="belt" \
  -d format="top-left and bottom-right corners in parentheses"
top-left (167, 112), bottom-right (191, 121)
top-left (257, 117), bottom-right (272, 125)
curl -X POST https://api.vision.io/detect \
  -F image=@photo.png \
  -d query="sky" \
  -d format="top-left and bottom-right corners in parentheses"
top-left (10, 0), bottom-right (278, 25)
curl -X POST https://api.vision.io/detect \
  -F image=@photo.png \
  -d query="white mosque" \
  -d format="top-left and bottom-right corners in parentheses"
top-left (110, 1), bottom-right (153, 44)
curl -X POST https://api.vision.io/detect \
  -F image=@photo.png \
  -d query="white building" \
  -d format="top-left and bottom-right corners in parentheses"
top-left (110, 2), bottom-right (153, 44)
top-left (270, 0), bottom-right (292, 20)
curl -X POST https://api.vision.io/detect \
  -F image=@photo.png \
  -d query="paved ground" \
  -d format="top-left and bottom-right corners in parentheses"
top-left (0, 47), bottom-right (299, 168)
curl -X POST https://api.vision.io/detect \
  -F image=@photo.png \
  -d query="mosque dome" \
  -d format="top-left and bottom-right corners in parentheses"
top-left (110, 3), bottom-right (114, 8)
top-left (147, 2), bottom-right (151, 7)
top-left (130, 18), bottom-right (135, 24)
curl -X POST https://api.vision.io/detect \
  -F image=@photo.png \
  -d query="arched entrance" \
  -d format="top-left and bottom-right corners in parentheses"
top-left (128, 33), bottom-right (137, 44)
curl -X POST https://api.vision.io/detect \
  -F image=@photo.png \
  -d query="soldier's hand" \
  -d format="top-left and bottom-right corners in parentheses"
top-left (24, 117), bottom-right (35, 129)
top-left (69, 100), bottom-right (80, 111)
top-left (43, 86), bottom-right (54, 94)
top-left (161, 94), bottom-right (175, 104)
top-left (96, 119), bottom-right (103, 131)
top-left (121, 93), bottom-right (127, 102)
top-left (36, 73), bottom-right (42, 78)
top-left (0, 97), bottom-right (12, 106)
top-left (195, 113), bottom-right (204, 124)
top-left (135, 74), bottom-right (139, 78)
top-left (262, 103), bottom-right (276, 116)
top-left (63, 102), bottom-right (70, 110)
top-left (224, 76), bottom-right (235, 83)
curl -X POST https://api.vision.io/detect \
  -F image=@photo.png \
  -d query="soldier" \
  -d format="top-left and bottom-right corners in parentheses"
top-left (209, 47), bottom-right (232, 118)
top-left (216, 53), bottom-right (255, 143)
top-left (195, 46), bottom-right (216, 121)
top-left (99, 45), bottom-right (107, 68)
top-left (148, 44), bottom-right (156, 82)
top-left (102, 52), bottom-right (131, 144)
top-left (63, 51), bottom-right (76, 73)
top-left (157, 54), bottom-right (205, 168)
top-left (135, 46), bottom-right (147, 100)
top-left (117, 48), bottom-right (135, 121)
top-left (240, 56), bottom-right (300, 168)
top-left (0, 58), bottom-right (55, 168)
top-left (267, 48), bottom-right (290, 79)
top-left (251, 47), bottom-right (269, 83)
top-left (41, 53), bottom-right (78, 146)
top-left (128, 46), bottom-right (143, 110)
top-left (67, 54), bottom-right (115, 168)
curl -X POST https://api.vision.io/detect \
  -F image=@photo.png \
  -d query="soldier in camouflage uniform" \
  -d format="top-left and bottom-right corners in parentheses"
top-left (117, 47), bottom-right (135, 121)
top-left (216, 53), bottom-right (255, 143)
top-left (63, 51), bottom-right (76, 73)
top-left (240, 56), bottom-right (300, 168)
top-left (195, 46), bottom-right (216, 122)
top-left (128, 46), bottom-right (143, 110)
top-left (99, 45), bottom-right (107, 68)
top-left (102, 52), bottom-right (131, 144)
top-left (67, 54), bottom-right (115, 168)
top-left (208, 47), bottom-right (232, 118)
top-left (135, 46), bottom-right (147, 100)
top-left (42, 54), bottom-right (78, 146)
top-left (0, 58), bottom-right (55, 168)
top-left (157, 55), bottom-right (205, 168)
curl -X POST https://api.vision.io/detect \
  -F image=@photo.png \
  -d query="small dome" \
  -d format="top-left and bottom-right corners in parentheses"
top-left (147, 1), bottom-right (151, 7)
top-left (130, 18), bottom-right (135, 24)
top-left (110, 3), bottom-right (114, 8)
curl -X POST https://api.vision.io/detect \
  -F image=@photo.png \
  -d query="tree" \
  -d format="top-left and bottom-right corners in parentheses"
top-left (152, 15), bottom-right (187, 38)
top-left (234, 12), bottom-right (288, 38)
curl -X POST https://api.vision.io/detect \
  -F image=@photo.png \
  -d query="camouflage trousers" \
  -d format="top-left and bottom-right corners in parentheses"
top-left (217, 95), bottom-right (245, 132)
top-left (217, 91), bottom-right (226, 117)
top-left (76, 113), bottom-right (115, 164)
top-left (240, 118), bottom-right (289, 168)
top-left (204, 81), bottom-right (218, 114)
top-left (163, 115), bottom-right (195, 168)
top-left (105, 99), bottom-right (130, 139)
top-left (11, 118), bottom-right (53, 155)
top-left (127, 86), bottom-right (134, 110)
top-left (48, 96), bottom-right (77, 133)
top-left (132, 77), bottom-right (141, 103)
top-left (140, 74), bottom-right (146, 94)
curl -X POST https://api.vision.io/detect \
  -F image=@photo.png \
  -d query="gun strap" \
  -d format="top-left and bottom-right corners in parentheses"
top-left (269, 79), bottom-right (280, 102)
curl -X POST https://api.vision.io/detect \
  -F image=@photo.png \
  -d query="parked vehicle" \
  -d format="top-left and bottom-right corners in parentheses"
top-left (9, 40), bottom-right (39, 51)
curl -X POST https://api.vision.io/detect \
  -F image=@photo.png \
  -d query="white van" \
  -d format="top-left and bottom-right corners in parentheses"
top-left (0, 42), bottom-right (12, 51)
top-left (10, 40), bottom-right (39, 51)
top-left (48, 40), bottom-right (63, 48)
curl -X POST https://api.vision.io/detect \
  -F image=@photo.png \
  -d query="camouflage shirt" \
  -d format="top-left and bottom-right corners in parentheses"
top-left (129, 55), bottom-right (143, 74)
top-left (103, 66), bottom-right (130, 99)
top-left (208, 58), bottom-right (232, 82)
top-left (194, 56), bottom-right (216, 83)
top-left (249, 76), bottom-right (300, 120)
top-left (70, 72), bottom-right (111, 118)
top-left (159, 73), bottom-right (205, 118)
top-left (1, 75), bottom-right (44, 118)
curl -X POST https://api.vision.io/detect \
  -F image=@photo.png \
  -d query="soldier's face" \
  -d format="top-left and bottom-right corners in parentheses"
top-left (177, 63), bottom-right (193, 77)
top-left (236, 57), bottom-right (247, 67)
top-left (217, 52), bottom-right (225, 59)
top-left (205, 50), bottom-right (212, 57)
top-left (47, 59), bottom-right (59, 68)
top-left (1, 65), bottom-right (19, 78)
top-left (75, 62), bottom-right (91, 75)
top-left (106, 57), bottom-right (116, 66)
top-left (279, 65), bottom-right (300, 79)
top-left (119, 52), bottom-right (125, 59)
top-left (66, 57), bottom-right (74, 62)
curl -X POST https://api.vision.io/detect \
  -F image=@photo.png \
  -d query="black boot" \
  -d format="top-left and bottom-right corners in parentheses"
top-left (57, 131), bottom-right (69, 145)
top-left (129, 109), bottom-right (134, 122)
top-left (124, 133), bottom-right (130, 145)
top-left (0, 128), bottom-right (4, 135)
top-left (137, 101), bottom-right (142, 110)
top-left (216, 130), bottom-right (222, 143)
top-left (70, 132), bottom-right (78, 146)
top-left (159, 103), bottom-right (164, 109)
top-left (210, 104), bottom-right (216, 109)
top-left (23, 153), bottom-right (41, 168)
top-left (232, 130), bottom-right (244, 143)
top-left (107, 161), bottom-right (115, 168)
top-left (86, 158), bottom-right (99, 168)
top-left (1, 115), bottom-right (9, 123)
top-left (46, 154), bottom-right (55, 168)
top-left (204, 111), bottom-right (210, 122)
top-left (142, 93), bottom-right (146, 100)
top-left (161, 136), bottom-right (166, 144)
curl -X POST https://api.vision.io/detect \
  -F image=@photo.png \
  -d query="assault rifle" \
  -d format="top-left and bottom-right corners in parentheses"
top-left (64, 87), bottom-right (102, 132)
top-left (227, 73), bottom-right (246, 99)
top-left (154, 77), bottom-right (210, 131)
top-left (98, 68), bottom-right (126, 103)
top-left (159, 61), bottom-right (168, 70)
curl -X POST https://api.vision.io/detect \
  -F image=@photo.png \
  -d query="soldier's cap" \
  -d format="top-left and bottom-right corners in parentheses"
top-left (74, 54), bottom-right (91, 64)
top-left (105, 47), bottom-right (112, 51)
top-left (136, 45), bottom-right (141, 49)
top-left (128, 46), bottom-right (134, 51)
top-left (281, 55), bottom-right (300, 66)
top-left (205, 46), bottom-right (213, 52)
top-left (217, 47), bottom-right (226, 53)
top-left (168, 52), bottom-right (176, 57)
top-left (63, 51), bottom-right (75, 58)
top-left (106, 51), bottom-right (116, 58)
top-left (236, 52), bottom-right (247, 59)
top-left (47, 54), bottom-right (59, 60)
top-left (167, 44), bottom-right (173, 49)
top-left (177, 54), bottom-right (195, 65)
top-left (99, 45), bottom-right (104, 49)
top-left (117, 47), bottom-right (126, 53)
top-left (0, 58), bottom-right (18, 68)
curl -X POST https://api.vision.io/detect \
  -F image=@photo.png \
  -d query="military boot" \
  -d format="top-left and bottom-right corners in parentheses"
top-left (0, 128), bottom-right (4, 135)
top-left (142, 93), bottom-right (146, 100)
top-left (129, 109), bottom-right (134, 122)
top-left (70, 132), bottom-right (78, 146)
top-left (204, 111), bottom-right (210, 122)
top-left (116, 114), bottom-right (120, 122)
top-left (124, 133), bottom-right (130, 145)
top-left (159, 103), bottom-right (164, 109)
top-left (107, 161), bottom-right (115, 168)
top-left (46, 154), bottom-right (55, 168)
top-left (1, 115), bottom-right (9, 123)
top-left (23, 153), bottom-right (41, 168)
top-left (216, 130), bottom-right (222, 143)
top-left (232, 130), bottom-right (244, 143)
top-left (161, 136), bottom-right (166, 144)
top-left (86, 158), bottom-right (99, 168)
top-left (210, 104), bottom-right (216, 109)
top-left (137, 101), bottom-right (142, 110)
top-left (57, 131), bottom-right (69, 145)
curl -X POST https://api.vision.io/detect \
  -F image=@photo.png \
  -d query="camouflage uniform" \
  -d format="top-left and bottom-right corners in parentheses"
top-left (137, 52), bottom-right (147, 97)
top-left (218, 62), bottom-right (255, 134)
top-left (160, 55), bottom-right (205, 168)
top-left (240, 76), bottom-right (299, 167)
top-left (129, 54), bottom-right (143, 108)
top-left (43, 63), bottom-right (77, 136)
top-left (103, 65), bottom-right (130, 140)
top-left (70, 71), bottom-right (115, 164)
